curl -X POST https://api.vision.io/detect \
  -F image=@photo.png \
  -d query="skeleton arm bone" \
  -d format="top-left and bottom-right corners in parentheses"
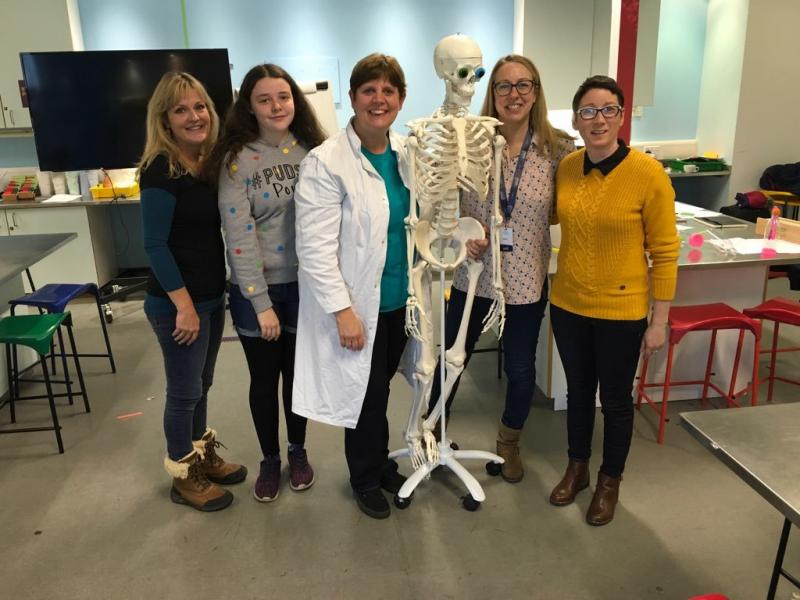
top-left (482, 134), bottom-right (507, 335)
top-left (404, 135), bottom-right (423, 340)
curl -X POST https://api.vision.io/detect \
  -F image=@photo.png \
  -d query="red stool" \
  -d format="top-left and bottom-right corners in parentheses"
top-left (636, 303), bottom-right (761, 444)
top-left (743, 297), bottom-right (800, 403)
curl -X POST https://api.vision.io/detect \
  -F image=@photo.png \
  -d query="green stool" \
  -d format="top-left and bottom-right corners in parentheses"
top-left (0, 312), bottom-right (89, 453)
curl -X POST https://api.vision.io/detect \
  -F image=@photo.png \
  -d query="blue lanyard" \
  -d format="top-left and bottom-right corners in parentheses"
top-left (499, 127), bottom-right (534, 221)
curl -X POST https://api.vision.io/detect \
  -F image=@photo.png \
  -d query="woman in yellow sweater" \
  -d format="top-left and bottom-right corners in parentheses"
top-left (548, 76), bottom-right (679, 526)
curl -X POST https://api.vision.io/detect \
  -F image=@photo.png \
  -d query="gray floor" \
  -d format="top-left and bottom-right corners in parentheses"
top-left (1, 280), bottom-right (799, 600)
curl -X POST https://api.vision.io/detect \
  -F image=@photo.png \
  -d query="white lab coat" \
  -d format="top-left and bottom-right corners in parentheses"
top-left (293, 122), bottom-right (410, 428)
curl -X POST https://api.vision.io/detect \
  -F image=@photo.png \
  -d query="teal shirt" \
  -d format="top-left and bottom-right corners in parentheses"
top-left (362, 145), bottom-right (409, 313)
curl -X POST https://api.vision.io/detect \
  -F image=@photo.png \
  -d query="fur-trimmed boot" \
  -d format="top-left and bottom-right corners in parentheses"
top-left (193, 428), bottom-right (247, 485)
top-left (164, 449), bottom-right (233, 512)
top-left (496, 422), bottom-right (524, 483)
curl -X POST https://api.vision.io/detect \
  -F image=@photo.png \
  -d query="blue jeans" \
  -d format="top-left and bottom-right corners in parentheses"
top-left (228, 281), bottom-right (299, 335)
top-left (428, 281), bottom-right (548, 430)
top-left (147, 303), bottom-right (225, 460)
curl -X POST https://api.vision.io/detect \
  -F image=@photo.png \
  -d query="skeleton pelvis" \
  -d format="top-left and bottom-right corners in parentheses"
top-left (415, 217), bottom-right (485, 270)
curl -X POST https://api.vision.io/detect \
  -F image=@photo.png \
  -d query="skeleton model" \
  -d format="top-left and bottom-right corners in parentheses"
top-left (389, 34), bottom-right (506, 511)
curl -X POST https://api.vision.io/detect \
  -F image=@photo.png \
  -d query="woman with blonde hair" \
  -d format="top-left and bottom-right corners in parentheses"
top-left (427, 54), bottom-right (575, 483)
top-left (139, 71), bottom-right (246, 512)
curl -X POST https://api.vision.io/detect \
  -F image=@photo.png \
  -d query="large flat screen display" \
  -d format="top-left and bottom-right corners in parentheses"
top-left (21, 49), bottom-right (233, 171)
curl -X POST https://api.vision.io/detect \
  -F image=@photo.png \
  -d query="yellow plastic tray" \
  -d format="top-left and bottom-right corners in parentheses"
top-left (90, 182), bottom-right (139, 200)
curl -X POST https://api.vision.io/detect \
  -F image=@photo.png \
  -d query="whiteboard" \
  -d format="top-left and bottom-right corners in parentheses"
top-left (298, 80), bottom-right (340, 138)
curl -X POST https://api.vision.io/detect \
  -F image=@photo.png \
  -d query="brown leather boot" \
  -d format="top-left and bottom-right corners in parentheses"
top-left (496, 423), bottom-right (523, 483)
top-left (193, 428), bottom-right (247, 485)
top-left (549, 459), bottom-right (590, 506)
top-left (164, 450), bottom-right (233, 512)
top-left (586, 471), bottom-right (622, 526)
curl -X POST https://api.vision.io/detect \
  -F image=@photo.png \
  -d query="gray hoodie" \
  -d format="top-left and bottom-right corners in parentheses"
top-left (219, 134), bottom-right (307, 313)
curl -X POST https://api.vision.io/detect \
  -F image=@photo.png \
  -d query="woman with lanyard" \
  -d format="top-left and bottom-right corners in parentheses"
top-left (427, 55), bottom-right (574, 483)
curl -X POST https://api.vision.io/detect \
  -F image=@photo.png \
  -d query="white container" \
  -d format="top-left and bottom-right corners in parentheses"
top-left (51, 172), bottom-right (67, 195)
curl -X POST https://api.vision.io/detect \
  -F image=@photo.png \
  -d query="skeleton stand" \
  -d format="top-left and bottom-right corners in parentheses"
top-left (389, 270), bottom-right (504, 511)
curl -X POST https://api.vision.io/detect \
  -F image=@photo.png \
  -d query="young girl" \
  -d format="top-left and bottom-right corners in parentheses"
top-left (139, 72), bottom-right (246, 512)
top-left (205, 64), bottom-right (327, 502)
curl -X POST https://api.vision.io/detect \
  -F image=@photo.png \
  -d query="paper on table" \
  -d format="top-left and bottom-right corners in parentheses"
top-left (42, 194), bottom-right (82, 203)
top-left (677, 224), bottom-right (692, 231)
top-left (693, 209), bottom-right (722, 218)
top-left (708, 238), bottom-right (800, 254)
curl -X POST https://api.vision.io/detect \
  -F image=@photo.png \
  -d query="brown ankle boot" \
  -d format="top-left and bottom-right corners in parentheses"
top-left (549, 459), bottom-right (590, 506)
top-left (586, 471), bottom-right (622, 526)
top-left (193, 428), bottom-right (247, 485)
top-left (164, 450), bottom-right (233, 512)
top-left (496, 423), bottom-right (523, 483)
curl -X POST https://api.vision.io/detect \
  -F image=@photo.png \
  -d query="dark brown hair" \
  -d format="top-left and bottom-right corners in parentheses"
top-left (349, 53), bottom-right (406, 98)
top-left (572, 75), bottom-right (625, 112)
top-left (203, 64), bottom-right (327, 183)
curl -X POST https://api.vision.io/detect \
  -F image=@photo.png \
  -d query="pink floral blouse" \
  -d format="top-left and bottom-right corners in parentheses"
top-left (453, 136), bottom-right (575, 305)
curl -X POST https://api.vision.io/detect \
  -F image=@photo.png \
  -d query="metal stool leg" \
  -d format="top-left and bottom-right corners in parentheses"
top-left (65, 320), bottom-right (90, 413)
top-left (767, 321), bottom-right (780, 403)
top-left (55, 325), bottom-right (74, 405)
top-left (658, 343), bottom-right (676, 444)
top-left (93, 288), bottom-right (116, 373)
top-left (5, 343), bottom-right (16, 423)
top-left (39, 354), bottom-right (64, 454)
top-left (700, 330), bottom-right (718, 407)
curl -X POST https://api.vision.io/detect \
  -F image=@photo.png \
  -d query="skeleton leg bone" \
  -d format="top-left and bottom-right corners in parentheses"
top-left (422, 258), bottom-right (484, 461)
top-left (403, 263), bottom-right (434, 470)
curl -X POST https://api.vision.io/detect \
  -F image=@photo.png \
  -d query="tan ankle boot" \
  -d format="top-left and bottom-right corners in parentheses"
top-left (586, 471), bottom-right (622, 526)
top-left (164, 449), bottom-right (233, 512)
top-left (193, 428), bottom-right (247, 485)
top-left (496, 423), bottom-right (523, 483)
top-left (549, 459), bottom-right (590, 506)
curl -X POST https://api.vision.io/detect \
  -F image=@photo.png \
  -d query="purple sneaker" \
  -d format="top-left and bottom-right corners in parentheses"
top-left (287, 448), bottom-right (315, 491)
top-left (253, 459), bottom-right (281, 502)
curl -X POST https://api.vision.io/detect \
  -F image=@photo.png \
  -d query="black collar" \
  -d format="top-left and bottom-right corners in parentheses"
top-left (583, 139), bottom-right (630, 175)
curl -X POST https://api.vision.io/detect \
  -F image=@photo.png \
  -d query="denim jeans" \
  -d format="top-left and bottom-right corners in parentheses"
top-left (428, 281), bottom-right (548, 430)
top-left (228, 281), bottom-right (299, 335)
top-left (147, 303), bottom-right (225, 460)
top-left (550, 304), bottom-right (647, 478)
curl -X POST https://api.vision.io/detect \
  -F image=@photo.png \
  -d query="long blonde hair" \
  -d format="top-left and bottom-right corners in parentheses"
top-left (137, 72), bottom-right (219, 178)
top-left (481, 55), bottom-right (573, 158)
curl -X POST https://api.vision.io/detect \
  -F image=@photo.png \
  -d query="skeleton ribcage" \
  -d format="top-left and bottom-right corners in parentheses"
top-left (413, 119), bottom-right (495, 238)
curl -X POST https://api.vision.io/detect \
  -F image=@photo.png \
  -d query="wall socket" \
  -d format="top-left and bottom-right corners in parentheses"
top-left (632, 105), bottom-right (644, 118)
top-left (643, 145), bottom-right (660, 159)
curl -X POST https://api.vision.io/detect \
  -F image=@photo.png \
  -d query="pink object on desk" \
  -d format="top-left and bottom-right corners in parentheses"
top-left (688, 232), bottom-right (704, 247)
top-left (761, 247), bottom-right (777, 259)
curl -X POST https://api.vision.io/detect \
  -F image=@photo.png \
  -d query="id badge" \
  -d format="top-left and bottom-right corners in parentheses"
top-left (500, 227), bottom-right (513, 252)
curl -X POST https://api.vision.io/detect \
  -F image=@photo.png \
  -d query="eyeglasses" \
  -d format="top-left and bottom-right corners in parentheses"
top-left (576, 105), bottom-right (623, 120)
top-left (494, 79), bottom-right (537, 96)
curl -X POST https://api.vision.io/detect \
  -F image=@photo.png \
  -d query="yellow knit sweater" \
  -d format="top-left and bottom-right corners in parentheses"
top-left (551, 148), bottom-right (680, 320)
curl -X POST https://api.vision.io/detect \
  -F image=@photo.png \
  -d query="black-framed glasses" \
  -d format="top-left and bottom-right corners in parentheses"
top-left (493, 79), bottom-right (537, 96)
top-left (576, 104), bottom-right (623, 120)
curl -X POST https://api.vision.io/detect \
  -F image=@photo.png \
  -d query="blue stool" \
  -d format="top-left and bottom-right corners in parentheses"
top-left (0, 312), bottom-right (89, 453)
top-left (9, 282), bottom-right (116, 374)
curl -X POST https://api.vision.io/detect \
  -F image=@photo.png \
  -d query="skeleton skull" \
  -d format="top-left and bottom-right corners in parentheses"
top-left (433, 34), bottom-right (486, 108)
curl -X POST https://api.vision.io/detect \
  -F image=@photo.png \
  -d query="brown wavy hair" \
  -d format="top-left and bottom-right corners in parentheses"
top-left (203, 64), bottom-right (327, 183)
top-left (480, 54), bottom-right (573, 157)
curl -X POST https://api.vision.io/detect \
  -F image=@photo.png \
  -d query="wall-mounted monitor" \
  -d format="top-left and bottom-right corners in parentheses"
top-left (21, 49), bottom-right (233, 171)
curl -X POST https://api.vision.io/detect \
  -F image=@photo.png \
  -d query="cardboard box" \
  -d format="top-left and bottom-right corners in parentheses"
top-left (755, 216), bottom-right (800, 244)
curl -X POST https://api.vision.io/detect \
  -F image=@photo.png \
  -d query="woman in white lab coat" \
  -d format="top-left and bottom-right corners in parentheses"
top-left (293, 53), bottom-right (410, 519)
